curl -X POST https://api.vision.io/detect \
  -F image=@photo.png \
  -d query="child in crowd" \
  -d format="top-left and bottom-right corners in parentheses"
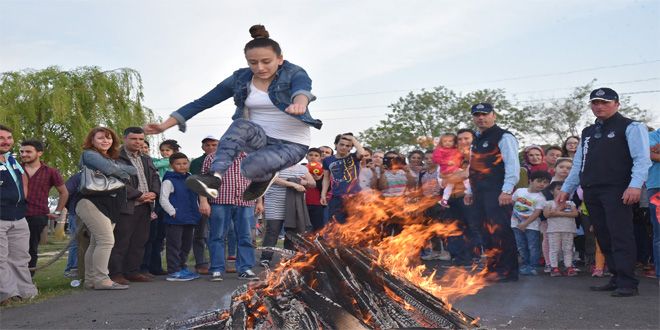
top-left (540, 157), bottom-right (574, 272)
top-left (511, 171), bottom-right (551, 275)
top-left (159, 152), bottom-right (202, 281)
top-left (432, 133), bottom-right (470, 207)
top-left (304, 148), bottom-right (326, 231)
top-left (153, 139), bottom-right (180, 179)
top-left (544, 181), bottom-right (579, 276)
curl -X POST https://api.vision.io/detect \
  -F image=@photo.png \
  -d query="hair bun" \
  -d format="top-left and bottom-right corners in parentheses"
top-left (249, 24), bottom-right (270, 39)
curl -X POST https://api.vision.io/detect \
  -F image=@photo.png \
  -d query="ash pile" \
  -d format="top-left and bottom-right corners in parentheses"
top-left (165, 233), bottom-right (480, 329)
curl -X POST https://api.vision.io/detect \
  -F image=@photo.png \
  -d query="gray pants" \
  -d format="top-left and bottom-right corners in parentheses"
top-left (192, 215), bottom-right (208, 268)
top-left (0, 218), bottom-right (38, 301)
top-left (259, 219), bottom-right (295, 262)
top-left (76, 199), bottom-right (115, 286)
top-left (211, 119), bottom-right (308, 182)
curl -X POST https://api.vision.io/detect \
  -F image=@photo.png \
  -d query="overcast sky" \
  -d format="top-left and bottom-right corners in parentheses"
top-left (2, 0), bottom-right (659, 157)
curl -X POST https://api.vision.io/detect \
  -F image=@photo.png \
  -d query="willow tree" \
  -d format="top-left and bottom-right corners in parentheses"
top-left (0, 66), bottom-right (156, 177)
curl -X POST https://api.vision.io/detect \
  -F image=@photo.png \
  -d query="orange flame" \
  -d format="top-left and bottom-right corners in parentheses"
top-left (238, 189), bottom-right (493, 325)
top-left (320, 191), bottom-right (491, 307)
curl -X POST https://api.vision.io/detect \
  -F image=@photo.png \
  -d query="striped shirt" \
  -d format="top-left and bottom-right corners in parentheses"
top-left (201, 153), bottom-right (255, 207)
top-left (264, 164), bottom-right (308, 220)
top-left (381, 170), bottom-right (408, 197)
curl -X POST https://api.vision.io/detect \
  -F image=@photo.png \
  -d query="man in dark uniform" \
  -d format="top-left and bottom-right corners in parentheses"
top-left (464, 103), bottom-right (521, 282)
top-left (557, 87), bottom-right (651, 297)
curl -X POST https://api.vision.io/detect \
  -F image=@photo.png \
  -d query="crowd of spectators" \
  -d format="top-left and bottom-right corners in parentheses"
top-left (1, 87), bottom-right (658, 305)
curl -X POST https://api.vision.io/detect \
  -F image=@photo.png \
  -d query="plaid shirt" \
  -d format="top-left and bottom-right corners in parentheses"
top-left (202, 153), bottom-right (255, 207)
top-left (23, 162), bottom-right (64, 216)
top-left (125, 147), bottom-right (150, 205)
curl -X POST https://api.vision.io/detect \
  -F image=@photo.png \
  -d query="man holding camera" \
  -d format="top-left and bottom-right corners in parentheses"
top-left (321, 133), bottom-right (365, 223)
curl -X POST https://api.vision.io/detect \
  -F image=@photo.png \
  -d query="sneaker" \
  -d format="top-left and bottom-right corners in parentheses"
top-left (185, 174), bottom-right (221, 198)
top-left (166, 270), bottom-right (197, 282)
top-left (181, 268), bottom-right (200, 280)
top-left (238, 269), bottom-right (259, 281)
top-left (421, 253), bottom-right (435, 261)
top-left (520, 266), bottom-right (537, 276)
top-left (551, 267), bottom-right (562, 277)
top-left (642, 269), bottom-right (657, 279)
top-left (64, 269), bottom-right (78, 279)
top-left (544, 265), bottom-right (552, 273)
top-left (438, 199), bottom-right (450, 208)
top-left (259, 260), bottom-right (271, 268)
top-left (436, 250), bottom-right (451, 261)
top-left (566, 267), bottom-right (578, 277)
top-left (592, 268), bottom-right (604, 277)
top-left (210, 271), bottom-right (223, 282)
top-left (242, 172), bottom-right (279, 201)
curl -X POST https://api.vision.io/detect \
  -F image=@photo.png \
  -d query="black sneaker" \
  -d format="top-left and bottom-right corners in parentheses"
top-left (185, 174), bottom-right (221, 198)
top-left (242, 172), bottom-right (279, 201)
top-left (209, 271), bottom-right (223, 282)
top-left (238, 269), bottom-right (259, 281)
top-left (259, 260), bottom-right (270, 268)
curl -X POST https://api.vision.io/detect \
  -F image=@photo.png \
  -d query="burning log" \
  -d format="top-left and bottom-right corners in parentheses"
top-left (165, 193), bottom-right (488, 329)
top-left (165, 233), bottom-right (480, 329)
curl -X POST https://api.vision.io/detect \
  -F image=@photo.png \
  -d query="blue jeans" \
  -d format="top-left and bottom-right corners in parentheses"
top-left (226, 220), bottom-right (236, 257)
top-left (513, 228), bottom-right (541, 270)
top-left (649, 187), bottom-right (660, 278)
top-left (65, 213), bottom-right (78, 272)
top-left (211, 119), bottom-right (308, 182)
top-left (208, 204), bottom-right (255, 273)
top-left (328, 196), bottom-right (347, 224)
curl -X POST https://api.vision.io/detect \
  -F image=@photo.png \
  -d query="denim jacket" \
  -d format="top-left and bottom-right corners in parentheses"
top-left (80, 149), bottom-right (137, 179)
top-left (171, 60), bottom-right (322, 131)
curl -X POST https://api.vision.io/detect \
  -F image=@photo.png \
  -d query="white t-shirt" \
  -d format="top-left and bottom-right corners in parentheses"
top-left (244, 82), bottom-right (311, 146)
top-left (264, 164), bottom-right (308, 220)
top-left (511, 188), bottom-right (546, 231)
top-left (545, 200), bottom-right (577, 234)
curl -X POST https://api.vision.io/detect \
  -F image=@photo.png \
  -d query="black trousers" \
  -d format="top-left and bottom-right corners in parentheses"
top-left (437, 197), bottom-right (479, 263)
top-left (165, 224), bottom-right (195, 273)
top-left (583, 185), bottom-right (638, 289)
top-left (472, 188), bottom-right (519, 279)
top-left (109, 204), bottom-right (151, 276)
top-left (141, 216), bottom-right (167, 273)
top-left (260, 220), bottom-right (294, 261)
top-left (307, 205), bottom-right (326, 232)
top-left (26, 215), bottom-right (48, 275)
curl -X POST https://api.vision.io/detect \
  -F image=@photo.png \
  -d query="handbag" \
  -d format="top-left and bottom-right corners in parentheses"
top-left (79, 165), bottom-right (125, 196)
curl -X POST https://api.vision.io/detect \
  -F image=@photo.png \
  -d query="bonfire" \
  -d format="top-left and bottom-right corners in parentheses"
top-left (166, 192), bottom-right (492, 329)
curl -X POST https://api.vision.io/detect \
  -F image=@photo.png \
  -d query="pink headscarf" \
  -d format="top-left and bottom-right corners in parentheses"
top-left (523, 145), bottom-right (549, 173)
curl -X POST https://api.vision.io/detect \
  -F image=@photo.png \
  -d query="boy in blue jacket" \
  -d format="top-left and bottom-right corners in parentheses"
top-left (159, 152), bottom-right (202, 281)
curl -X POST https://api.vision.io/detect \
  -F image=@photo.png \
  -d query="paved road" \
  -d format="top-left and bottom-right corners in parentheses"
top-left (1, 264), bottom-right (658, 329)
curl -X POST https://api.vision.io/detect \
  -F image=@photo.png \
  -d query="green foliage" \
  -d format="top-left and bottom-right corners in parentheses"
top-left (525, 80), bottom-right (651, 145)
top-left (359, 87), bottom-right (531, 151)
top-left (0, 66), bottom-right (156, 177)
